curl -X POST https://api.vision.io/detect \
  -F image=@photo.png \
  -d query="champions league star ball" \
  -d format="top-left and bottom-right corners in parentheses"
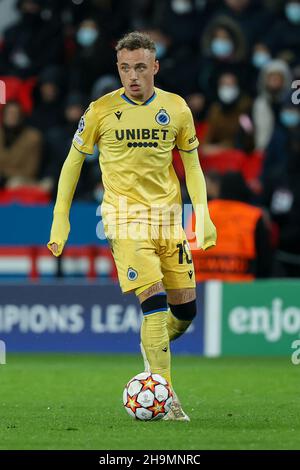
top-left (123, 372), bottom-right (173, 421)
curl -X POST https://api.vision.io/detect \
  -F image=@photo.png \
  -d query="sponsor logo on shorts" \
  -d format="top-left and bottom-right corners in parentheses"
top-left (127, 267), bottom-right (138, 281)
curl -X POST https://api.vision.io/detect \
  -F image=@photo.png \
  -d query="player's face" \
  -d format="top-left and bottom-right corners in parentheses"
top-left (117, 48), bottom-right (159, 102)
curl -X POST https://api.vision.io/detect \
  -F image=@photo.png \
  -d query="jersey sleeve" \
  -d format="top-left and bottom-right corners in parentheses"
top-left (176, 102), bottom-right (199, 152)
top-left (72, 101), bottom-right (99, 155)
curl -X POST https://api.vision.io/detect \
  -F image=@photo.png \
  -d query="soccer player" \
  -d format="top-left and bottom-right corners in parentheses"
top-left (48, 32), bottom-right (217, 421)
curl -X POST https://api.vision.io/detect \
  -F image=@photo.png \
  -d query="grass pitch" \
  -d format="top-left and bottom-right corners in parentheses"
top-left (0, 354), bottom-right (299, 450)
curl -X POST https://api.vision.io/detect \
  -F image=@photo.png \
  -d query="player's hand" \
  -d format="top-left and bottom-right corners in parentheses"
top-left (47, 241), bottom-right (64, 257)
top-left (48, 243), bottom-right (59, 256)
top-left (195, 216), bottom-right (217, 250)
top-left (203, 218), bottom-right (217, 250)
top-left (49, 243), bottom-right (58, 256)
top-left (47, 213), bottom-right (70, 257)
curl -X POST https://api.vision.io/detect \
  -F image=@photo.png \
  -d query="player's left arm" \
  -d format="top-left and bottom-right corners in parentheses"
top-left (180, 148), bottom-right (217, 250)
top-left (176, 100), bottom-right (216, 250)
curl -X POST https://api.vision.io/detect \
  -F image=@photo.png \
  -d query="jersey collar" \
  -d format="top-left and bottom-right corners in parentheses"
top-left (121, 90), bottom-right (157, 106)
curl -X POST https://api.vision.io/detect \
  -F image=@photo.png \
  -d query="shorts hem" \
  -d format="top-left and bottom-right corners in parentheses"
top-left (121, 277), bottom-right (163, 294)
top-left (163, 281), bottom-right (196, 290)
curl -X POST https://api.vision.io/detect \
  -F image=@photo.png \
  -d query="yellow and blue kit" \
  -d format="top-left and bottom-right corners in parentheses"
top-left (48, 87), bottom-right (217, 292)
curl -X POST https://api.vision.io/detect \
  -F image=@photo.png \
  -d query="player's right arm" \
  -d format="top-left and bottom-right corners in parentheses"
top-left (47, 145), bottom-right (85, 256)
top-left (48, 102), bottom-right (99, 257)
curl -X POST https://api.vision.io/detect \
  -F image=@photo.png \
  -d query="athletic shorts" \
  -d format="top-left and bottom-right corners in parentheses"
top-left (105, 223), bottom-right (196, 293)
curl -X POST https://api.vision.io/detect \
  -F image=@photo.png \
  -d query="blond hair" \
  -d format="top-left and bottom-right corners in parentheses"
top-left (116, 31), bottom-right (156, 54)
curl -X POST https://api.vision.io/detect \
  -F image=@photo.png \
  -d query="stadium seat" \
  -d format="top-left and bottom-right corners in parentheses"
top-left (0, 187), bottom-right (51, 205)
top-left (200, 148), bottom-right (246, 174)
top-left (0, 75), bottom-right (36, 113)
top-left (0, 245), bottom-right (117, 279)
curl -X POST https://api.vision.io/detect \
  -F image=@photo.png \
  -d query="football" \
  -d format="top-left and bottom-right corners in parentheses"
top-left (123, 372), bottom-right (173, 421)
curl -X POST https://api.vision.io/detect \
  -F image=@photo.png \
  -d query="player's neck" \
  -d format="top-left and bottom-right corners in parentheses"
top-left (126, 87), bottom-right (155, 104)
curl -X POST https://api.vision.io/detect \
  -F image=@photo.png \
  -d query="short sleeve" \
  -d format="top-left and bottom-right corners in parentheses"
top-left (72, 102), bottom-right (99, 155)
top-left (176, 103), bottom-right (199, 152)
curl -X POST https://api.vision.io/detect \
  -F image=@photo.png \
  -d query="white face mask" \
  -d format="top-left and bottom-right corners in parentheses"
top-left (218, 85), bottom-right (240, 103)
top-left (171, 0), bottom-right (193, 14)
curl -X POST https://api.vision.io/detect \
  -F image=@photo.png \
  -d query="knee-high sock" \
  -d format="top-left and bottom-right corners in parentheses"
top-left (167, 309), bottom-right (192, 342)
top-left (141, 311), bottom-right (171, 386)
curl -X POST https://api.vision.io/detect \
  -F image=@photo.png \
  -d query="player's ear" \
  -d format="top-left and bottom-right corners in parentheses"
top-left (116, 51), bottom-right (121, 70)
top-left (154, 59), bottom-right (159, 76)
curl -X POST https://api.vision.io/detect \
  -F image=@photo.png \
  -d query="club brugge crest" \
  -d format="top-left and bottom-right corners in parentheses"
top-left (155, 108), bottom-right (170, 126)
top-left (127, 267), bottom-right (138, 281)
top-left (77, 116), bottom-right (85, 134)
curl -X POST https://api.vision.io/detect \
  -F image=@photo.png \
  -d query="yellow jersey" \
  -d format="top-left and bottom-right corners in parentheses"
top-left (72, 87), bottom-right (199, 225)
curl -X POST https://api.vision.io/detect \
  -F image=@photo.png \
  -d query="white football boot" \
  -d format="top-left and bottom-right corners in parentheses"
top-left (163, 390), bottom-right (190, 422)
top-left (140, 342), bottom-right (151, 373)
top-left (140, 342), bottom-right (190, 422)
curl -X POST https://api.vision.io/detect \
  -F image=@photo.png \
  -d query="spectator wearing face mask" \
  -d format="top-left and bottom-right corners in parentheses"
top-left (42, 92), bottom-right (100, 201)
top-left (202, 72), bottom-right (254, 155)
top-left (0, 0), bottom-right (63, 78)
top-left (213, 0), bottom-right (274, 50)
top-left (252, 43), bottom-right (272, 70)
top-left (142, 29), bottom-right (171, 62)
top-left (253, 59), bottom-right (292, 150)
top-left (0, 101), bottom-right (42, 187)
top-left (249, 42), bottom-right (272, 95)
top-left (264, 0), bottom-right (300, 66)
top-left (28, 65), bottom-right (65, 135)
top-left (68, 18), bottom-right (115, 95)
top-left (143, 28), bottom-right (198, 96)
top-left (156, 0), bottom-right (215, 49)
top-left (262, 99), bottom-right (300, 217)
top-left (261, 98), bottom-right (300, 277)
top-left (198, 15), bottom-right (249, 101)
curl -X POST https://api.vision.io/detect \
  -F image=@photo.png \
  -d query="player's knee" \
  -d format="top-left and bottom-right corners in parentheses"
top-left (136, 281), bottom-right (165, 303)
top-left (169, 299), bottom-right (197, 321)
top-left (141, 293), bottom-right (168, 316)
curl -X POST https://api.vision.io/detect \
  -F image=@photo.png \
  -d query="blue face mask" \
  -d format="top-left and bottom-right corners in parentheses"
top-left (171, 0), bottom-right (193, 15)
top-left (77, 28), bottom-right (99, 47)
top-left (285, 2), bottom-right (300, 24)
top-left (252, 51), bottom-right (271, 68)
top-left (280, 110), bottom-right (300, 127)
top-left (211, 38), bottom-right (233, 58)
top-left (155, 42), bottom-right (167, 59)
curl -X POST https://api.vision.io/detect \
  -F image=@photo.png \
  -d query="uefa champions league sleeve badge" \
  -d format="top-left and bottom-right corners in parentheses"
top-left (77, 116), bottom-right (85, 134)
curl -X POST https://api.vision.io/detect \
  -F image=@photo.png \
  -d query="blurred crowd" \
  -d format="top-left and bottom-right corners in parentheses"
top-left (0, 0), bottom-right (300, 277)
